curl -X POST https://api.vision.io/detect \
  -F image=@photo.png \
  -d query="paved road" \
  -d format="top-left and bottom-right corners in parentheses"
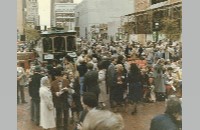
top-left (17, 87), bottom-right (165, 130)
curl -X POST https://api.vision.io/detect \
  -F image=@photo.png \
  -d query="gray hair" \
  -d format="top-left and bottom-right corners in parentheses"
top-left (82, 109), bottom-right (124, 130)
top-left (40, 76), bottom-right (50, 88)
top-left (165, 96), bottom-right (182, 116)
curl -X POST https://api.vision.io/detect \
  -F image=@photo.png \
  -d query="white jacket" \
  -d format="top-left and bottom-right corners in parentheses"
top-left (39, 76), bottom-right (56, 129)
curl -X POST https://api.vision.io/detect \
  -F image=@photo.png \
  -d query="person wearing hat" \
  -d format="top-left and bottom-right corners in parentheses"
top-left (150, 96), bottom-right (182, 130)
top-left (28, 65), bottom-right (44, 126)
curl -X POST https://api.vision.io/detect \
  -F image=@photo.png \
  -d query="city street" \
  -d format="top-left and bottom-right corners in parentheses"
top-left (17, 87), bottom-right (166, 130)
top-left (17, 0), bottom-right (182, 130)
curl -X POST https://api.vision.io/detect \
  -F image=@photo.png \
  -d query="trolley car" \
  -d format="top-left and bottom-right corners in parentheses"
top-left (36, 27), bottom-right (77, 62)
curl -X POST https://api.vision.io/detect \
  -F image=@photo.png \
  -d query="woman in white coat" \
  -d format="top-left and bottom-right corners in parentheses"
top-left (39, 76), bottom-right (56, 130)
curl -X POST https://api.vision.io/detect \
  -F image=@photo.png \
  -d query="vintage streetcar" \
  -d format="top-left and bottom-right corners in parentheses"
top-left (35, 27), bottom-right (77, 62)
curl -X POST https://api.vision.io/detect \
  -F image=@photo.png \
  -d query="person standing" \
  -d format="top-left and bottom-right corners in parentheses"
top-left (17, 61), bottom-right (27, 104)
top-left (97, 62), bottom-right (108, 108)
top-left (153, 59), bottom-right (166, 101)
top-left (150, 96), bottom-right (182, 130)
top-left (39, 76), bottom-right (56, 130)
top-left (51, 68), bottom-right (70, 130)
top-left (138, 45), bottom-right (144, 58)
top-left (75, 92), bottom-right (98, 130)
top-left (63, 55), bottom-right (75, 74)
top-left (77, 59), bottom-right (88, 95)
top-left (127, 63), bottom-right (143, 114)
top-left (67, 71), bottom-right (82, 124)
top-left (83, 63), bottom-right (100, 100)
top-left (28, 66), bottom-right (44, 125)
top-left (106, 56), bottom-right (117, 108)
top-left (112, 64), bottom-right (127, 112)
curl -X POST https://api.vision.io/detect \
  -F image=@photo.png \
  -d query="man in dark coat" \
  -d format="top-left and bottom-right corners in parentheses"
top-left (150, 96), bottom-right (182, 130)
top-left (83, 63), bottom-right (100, 100)
top-left (77, 59), bottom-right (88, 95)
top-left (28, 66), bottom-right (44, 125)
top-left (106, 56), bottom-right (117, 107)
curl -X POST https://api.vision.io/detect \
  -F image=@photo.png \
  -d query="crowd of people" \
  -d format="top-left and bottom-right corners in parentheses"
top-left (17, 39), bottom-right (182, 130)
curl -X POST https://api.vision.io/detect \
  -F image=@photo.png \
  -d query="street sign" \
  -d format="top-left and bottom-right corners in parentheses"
top-left (44, 54), bottom-right (54, 59)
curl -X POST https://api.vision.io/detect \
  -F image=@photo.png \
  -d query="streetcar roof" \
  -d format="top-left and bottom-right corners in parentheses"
top-left (41, 30), bottom-right (76, 34)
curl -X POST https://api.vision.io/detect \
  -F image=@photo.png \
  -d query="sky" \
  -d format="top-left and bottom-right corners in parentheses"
top-left (38, 0), bottom-right (51, 27)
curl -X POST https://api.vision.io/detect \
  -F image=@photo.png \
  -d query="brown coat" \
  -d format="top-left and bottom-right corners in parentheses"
top-left (51, 78), bottom-right (69, 108)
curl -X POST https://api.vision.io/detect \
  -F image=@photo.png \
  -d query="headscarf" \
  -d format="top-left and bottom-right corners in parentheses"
top-left (40, 76), bottom-right (50, 88)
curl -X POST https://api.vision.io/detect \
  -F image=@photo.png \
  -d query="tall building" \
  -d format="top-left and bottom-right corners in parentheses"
top-left (75, 0), bottom-right (134, 40)
top-left (123, 0), bottom-right (182, 44)
top-left (26, 0), bottom-right (40, 27)
top-left (51, 0), bottom-right (76, 30)
top-left (17, 0), bottom-right (27, 42)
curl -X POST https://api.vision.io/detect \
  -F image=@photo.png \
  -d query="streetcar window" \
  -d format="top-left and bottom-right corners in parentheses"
top-left (54, 37), bottom-right (65, 52)
top-left (43, 37), bottom-right (52, 53)
top-left (67, 36), bottom-right (76, 51)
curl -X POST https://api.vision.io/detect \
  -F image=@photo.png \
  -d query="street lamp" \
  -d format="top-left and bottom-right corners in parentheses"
top-left (154, 22), bottom-right (159, 42)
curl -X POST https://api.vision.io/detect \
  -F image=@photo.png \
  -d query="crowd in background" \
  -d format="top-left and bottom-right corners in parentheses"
top-left (17, 39), bottom-right (182, 130)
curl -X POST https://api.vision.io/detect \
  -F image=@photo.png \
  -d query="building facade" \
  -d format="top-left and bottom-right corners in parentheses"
top-left (51, 0), bottom-right (76, 30)
top-left (122, 0), bottom-right (182, 44)
top-left (17, 0), bottom-right (27, 42)
top-left (53, 3), bottom-right (77, 30)
top-left (75, 0), bottom-right (134, 40)
top-left (51, 0), bottom-right (74, 26)
top-left (26, 0), bottom-right (40, 27)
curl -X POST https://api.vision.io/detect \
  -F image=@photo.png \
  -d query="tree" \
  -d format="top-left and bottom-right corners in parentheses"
top-left (160, 17), bottom-right (182, 41)
top-left (24, 26), bottom-right (41, 43)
